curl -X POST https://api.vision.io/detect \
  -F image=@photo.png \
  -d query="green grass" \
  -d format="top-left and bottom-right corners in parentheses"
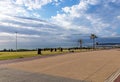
top-left (0, 51), bottom-right (37, 60)
top-left (0, 49), bottom-right (95, 60)
top-left (0, 50), bottom-right (69, 60)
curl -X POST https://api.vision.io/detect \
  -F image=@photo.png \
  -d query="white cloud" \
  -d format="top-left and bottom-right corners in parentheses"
top-left (11, 0), bottom-right (64, 10)
top-left (0, 0), bottom-right (62, 18)
top-left (117, 16), bottom-right (120, 19)
top-left (51, 0), bottom-right (99, 31)
top-left (0, 15), bottom-right (63, 36)
top-left (51, 0), bottom-right (120, 37)
top-left (62, 0), bottom-right (99, 17)
top-left (0, 0), bottom-right (30, 17)
top-left (0, 15), bottom-right (70, 49)
top-left (12, 0), bottom-right (52, 10)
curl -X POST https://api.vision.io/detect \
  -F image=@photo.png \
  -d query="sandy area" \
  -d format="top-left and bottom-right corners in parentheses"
top-left (0, 49), bottom-right (120, 82)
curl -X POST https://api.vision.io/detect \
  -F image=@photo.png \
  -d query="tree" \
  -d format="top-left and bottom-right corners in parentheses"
top-left (90, 34), bottom-right (97, 49)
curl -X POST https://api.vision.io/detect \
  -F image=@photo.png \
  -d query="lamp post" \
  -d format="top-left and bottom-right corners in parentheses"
top-left (15, 32), bottom-right (17, 52)
top-left (79, 39), bottom-right (82, 49)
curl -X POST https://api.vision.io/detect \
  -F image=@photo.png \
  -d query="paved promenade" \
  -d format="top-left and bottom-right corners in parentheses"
top-left (0, 49), bottom-right (120, 82)
top-left (0, 68), bottom-right (85, 82)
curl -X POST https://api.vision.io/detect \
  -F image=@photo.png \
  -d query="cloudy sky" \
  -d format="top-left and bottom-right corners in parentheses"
top-left (0, 0), bottom-right (120, 49)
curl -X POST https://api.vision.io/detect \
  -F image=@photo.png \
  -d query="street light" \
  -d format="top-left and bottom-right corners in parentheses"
top-left (15, 32), bottom-right (18, 52)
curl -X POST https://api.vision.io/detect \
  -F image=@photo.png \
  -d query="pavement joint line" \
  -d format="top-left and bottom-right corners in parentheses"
top-left (104, 68), bottom-right (120, 82)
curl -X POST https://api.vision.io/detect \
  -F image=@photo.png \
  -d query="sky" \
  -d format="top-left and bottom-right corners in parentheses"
top-left (0, 0), bottom-right (120, 49)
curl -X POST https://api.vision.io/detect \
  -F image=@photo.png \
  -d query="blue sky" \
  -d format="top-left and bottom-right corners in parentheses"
top-left (0, 0), bottom-right (120, 49)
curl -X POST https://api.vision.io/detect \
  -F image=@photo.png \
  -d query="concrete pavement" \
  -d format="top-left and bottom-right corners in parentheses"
top-left (0, 68), bottom-right (87, 82)
top-left (0, 49), bottom-right (120, 82)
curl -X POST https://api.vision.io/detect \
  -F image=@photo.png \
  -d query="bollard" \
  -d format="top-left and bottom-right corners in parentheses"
top-left (55, 48), bottom-right (57, 52)
top-left (38, 48), bottom-right (41, 55)
top-left (60, 48), bottom-right (63, 52)
top-left (50, 48), bottom-right (53, 52)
